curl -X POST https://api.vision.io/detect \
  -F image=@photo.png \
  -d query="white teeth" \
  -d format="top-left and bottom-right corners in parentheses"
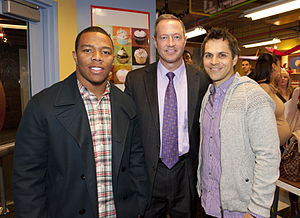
top-left (91, 67), bottom-right (102, 70)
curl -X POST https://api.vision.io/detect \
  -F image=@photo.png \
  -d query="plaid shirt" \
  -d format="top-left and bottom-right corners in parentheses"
top-left (78, 80), bottom-right (116, 218)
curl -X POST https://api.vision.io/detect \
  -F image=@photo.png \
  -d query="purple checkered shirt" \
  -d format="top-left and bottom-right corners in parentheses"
top-left (78, 80), bottom-right (116, 218)
top-left (201, 76), bottom-right (263, 218)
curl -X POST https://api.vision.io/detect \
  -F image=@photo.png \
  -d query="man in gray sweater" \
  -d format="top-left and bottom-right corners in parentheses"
top-left (197, 27), bottom-right (280, 218)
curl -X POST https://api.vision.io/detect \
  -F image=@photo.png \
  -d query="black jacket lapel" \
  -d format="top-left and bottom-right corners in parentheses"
top-left (110, 84), bottom-right (133, 187)
top-left (144, 63), bottom-right (160, 131)
top-left (53, 72), bottom-right (98, 217)
top-left (186, 65), bottom-right (201, 134)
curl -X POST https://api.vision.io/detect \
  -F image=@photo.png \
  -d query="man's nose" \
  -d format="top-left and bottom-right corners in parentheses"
top-left (211, 56), bottom-right (218, 64)
top-left (92, 51), bottom-right (103, 61)
top-left (167, 37), bottom-right (175, 46)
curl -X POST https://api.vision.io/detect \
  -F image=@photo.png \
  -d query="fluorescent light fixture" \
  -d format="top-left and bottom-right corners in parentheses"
top-left (243, 0), bottom-right (300, 20)
top-left (243, 38), bottom-right (281, 48)
top-left (186, 27), bottom-right (207, 39)
top-left (0, 24), bottom-right (27, 30)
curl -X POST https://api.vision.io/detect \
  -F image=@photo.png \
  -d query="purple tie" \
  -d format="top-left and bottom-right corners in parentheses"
top-left (161, 72), bottom-right (179, 169)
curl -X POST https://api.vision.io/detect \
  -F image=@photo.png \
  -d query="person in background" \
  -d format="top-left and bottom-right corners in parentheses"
top-left (183, 50), bottom-right (193, 65)
top-left (12, 26), bottom-right (148, 218)
top-left (282, 87), bottom-right (300, 217)
top-left (276, 69), bottom-right (293, 103)
top-left (254, 53), bottom-right (291, 146)
top-left (125, 14), bottom-right (209, 217)
top-left (197, 27), bottom-right (280, 218)
top-left (286, 88), bottom-right (300, 127)
top-left (241, 60), bottom-right (255, 79)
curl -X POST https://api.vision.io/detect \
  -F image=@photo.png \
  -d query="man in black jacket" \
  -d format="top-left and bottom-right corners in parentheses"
top-left (12, 26), bottom-right (148, 218)
top-left (125, 14), bottom-right (209, 217)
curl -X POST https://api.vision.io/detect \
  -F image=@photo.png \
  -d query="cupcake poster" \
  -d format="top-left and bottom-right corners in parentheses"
top-left (112, 26), bottom-right (149, 67)
top-left (103, 24), bottom-right (150, 84)
top-left (91, 6), bottom-right (150, 85)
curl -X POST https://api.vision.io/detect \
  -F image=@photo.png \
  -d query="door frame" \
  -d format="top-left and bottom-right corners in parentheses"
top-left (0, 0), bottom-right (59, 96)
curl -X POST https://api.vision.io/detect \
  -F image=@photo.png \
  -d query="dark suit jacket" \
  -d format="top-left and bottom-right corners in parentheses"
top-left (124, 62), bottom-right (209, 199)
top-left (247, 70), bottom-right (255, 80)
top-left (12, 72), bottom-right (148, 218)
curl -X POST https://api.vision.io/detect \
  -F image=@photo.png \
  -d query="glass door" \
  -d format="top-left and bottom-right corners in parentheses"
top-left (0, 14), bottom-right (29, 145)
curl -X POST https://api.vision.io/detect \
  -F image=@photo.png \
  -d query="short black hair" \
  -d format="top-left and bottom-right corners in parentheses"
top-left (254, 53), bottom-right (279, 84)
top-left (201, 27), bottom-right (240, 60)
top-left (75, 26), bottom-right (113, 52)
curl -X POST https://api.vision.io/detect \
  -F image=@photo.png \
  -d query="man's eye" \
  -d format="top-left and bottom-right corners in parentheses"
top-left (83, 49), bottom-right (91, 53)
top-left (219, 53), bottom-right (227, 58)
top-left (102, 50), bottom-right (112, 55)
top-left (160, 36), bottom-right (167, 40)
top-left (204, 54), bottom-right (212, 58)
top-left (174, 35), bottom-right (181, 40)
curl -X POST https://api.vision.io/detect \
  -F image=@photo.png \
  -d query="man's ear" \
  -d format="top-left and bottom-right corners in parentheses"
top-left (233, 55), bottom-right (238, 66)
top-left (72, 51), bottom-right (78, 65)
top-left (152, 35), bottom-right (157, 49)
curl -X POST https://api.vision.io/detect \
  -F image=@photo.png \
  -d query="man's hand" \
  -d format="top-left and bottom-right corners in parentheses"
top-left (244, 212), bottom-right (254, 218)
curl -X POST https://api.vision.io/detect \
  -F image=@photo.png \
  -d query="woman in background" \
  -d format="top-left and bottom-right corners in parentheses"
top-left (255, 53), bottom-right (298, 217)
top-left (284, 87), bottom-right (300, 217)
top-left (276, 69), bottom-right (293, 103)
top-left (254, 53), bottom-right (291, 146)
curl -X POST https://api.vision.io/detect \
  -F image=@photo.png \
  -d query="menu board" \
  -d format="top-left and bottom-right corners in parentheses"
top-left (91, 6), bottom-right (150, 84)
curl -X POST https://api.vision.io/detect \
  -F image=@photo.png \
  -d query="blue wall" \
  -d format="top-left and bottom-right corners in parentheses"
top-left (76, 0), bottom-right (156, 63)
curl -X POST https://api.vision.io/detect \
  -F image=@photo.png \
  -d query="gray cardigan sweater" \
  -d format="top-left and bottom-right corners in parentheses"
top-left (197, 73), bottom-right (281, 217)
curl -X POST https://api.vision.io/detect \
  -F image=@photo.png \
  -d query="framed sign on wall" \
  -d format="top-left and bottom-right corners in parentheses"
top-left (91, 5), bottom-right (150, 85)
top-left (288, 54), bottom-right (300, 74)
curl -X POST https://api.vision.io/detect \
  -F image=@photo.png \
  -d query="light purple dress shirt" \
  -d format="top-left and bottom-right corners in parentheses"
top-left (157, 60), bottom-right (189, 157)
top-left (201, 76), bottom-right (263, 218)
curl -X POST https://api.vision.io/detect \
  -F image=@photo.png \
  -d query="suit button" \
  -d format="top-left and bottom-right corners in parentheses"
top-left (121, 167), bottom-right (126, 172)
top-left (79, 209), bottom-right (86, 214)
top-left (123, 194), bottom-right (128, 200)
top-left (245, 178), bottom-right (249, 182)
top-left (152, 166), bottom-right (155, 171)
top-left (81, 174), bottom-right (86, 180)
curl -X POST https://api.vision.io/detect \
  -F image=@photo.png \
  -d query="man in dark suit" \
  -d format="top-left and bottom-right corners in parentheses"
top-left (12, 26), bottom-right (148, 218)
top-left (125, 14), bottom-right (209, 217)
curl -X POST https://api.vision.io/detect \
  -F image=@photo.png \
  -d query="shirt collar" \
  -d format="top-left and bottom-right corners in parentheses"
top-left (157, 59), bottom-right (185, 80)
top-left (210, 74), bottom-right (235, 96)
top-left (77, 79), bottom-right (111, 101)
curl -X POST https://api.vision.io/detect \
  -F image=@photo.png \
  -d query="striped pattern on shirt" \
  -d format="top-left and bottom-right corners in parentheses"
top-left (78, 80), bottom-right (116, 218)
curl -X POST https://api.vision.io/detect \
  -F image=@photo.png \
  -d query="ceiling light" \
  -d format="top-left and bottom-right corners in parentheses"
top-left (0, 24), bottom-right (27, 30)
top-left (243, 38), bottom-right (281, 48)
top-left (186, 27), bottom-right (207, 39)
top-left (243, 0), bottom-right (300, 21)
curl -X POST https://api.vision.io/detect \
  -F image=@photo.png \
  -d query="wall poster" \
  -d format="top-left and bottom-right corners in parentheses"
top-left (288, 53), bottom-right (300, 74)
top-left (91, 5), bottom-right (150, 85)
